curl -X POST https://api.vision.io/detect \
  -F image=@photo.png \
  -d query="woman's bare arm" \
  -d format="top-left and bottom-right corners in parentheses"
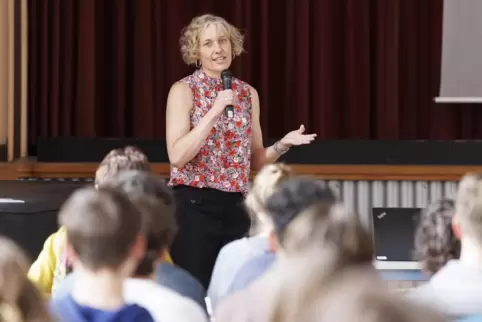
top-left (165, 82), bottom-right (227, 168)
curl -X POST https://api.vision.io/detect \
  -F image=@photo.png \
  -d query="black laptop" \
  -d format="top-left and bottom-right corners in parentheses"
top-left (372, 207), bottom-right (422, 262)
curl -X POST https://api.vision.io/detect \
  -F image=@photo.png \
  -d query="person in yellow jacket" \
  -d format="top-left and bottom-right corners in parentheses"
top-left (27, 146), bottom-right (172, 297)
top-left (28, 226), bottom-right (69, 296)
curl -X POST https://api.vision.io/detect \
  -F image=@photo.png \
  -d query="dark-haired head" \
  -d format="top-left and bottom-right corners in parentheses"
top-left (109, 170), bottom-right (174, 207)
top-left (264, 177), bottom-right (337, 247)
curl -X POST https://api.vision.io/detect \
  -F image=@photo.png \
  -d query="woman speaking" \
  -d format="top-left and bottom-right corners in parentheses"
top-left (165, 14), bottom-right (316, 288)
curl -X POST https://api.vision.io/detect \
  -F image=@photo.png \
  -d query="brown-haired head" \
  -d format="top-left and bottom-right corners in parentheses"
top-left (105, 170), bottom-right (177, 276)
top-left (0, 237), bottom-right (53, 322)
top-left (129, 196), bottom-right (177, 276)
top-left (95, 146), bottom-right (151, 187)
top-left (245, 163), bottom-right (293, 235)
top-left (414, 198), bottom-right (460, 276)
top-left (59, 186), bottom-right (145, 273)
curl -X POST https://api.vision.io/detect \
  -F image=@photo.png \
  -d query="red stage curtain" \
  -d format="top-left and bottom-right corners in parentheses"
top-left (27, 0), bottom-right (482, 148)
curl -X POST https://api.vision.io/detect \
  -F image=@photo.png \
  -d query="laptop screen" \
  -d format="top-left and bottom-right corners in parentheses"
top-left (372, 207), bottom-right (421, 262)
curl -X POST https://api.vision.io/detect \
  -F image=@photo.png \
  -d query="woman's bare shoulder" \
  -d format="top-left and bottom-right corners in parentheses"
top-left (168, 81), bottom-right (193, 101)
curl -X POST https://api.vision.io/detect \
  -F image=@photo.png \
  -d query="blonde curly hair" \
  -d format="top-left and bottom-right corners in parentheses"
top-left (179, 14), bottom-right (245, 66)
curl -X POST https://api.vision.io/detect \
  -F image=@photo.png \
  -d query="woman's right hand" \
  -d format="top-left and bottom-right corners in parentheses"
top-left (213, 90), bottom-right (235, 116)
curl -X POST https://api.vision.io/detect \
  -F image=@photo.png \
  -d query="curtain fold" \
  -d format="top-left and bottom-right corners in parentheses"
top-left (29, 0), bottom-right (475, 151)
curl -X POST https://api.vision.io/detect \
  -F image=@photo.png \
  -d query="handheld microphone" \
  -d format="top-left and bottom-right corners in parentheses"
top-left (221, 69), bottom-right (234, 118)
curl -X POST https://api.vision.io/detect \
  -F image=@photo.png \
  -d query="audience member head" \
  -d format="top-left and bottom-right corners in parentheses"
top-left (94, 146), bottom-right (151, 187)
top-left (180, 14), bottom-right (244, 72)
top-left (271, 265), bottom-right (448, 322)
top-left (106, 171), bottom-right (177, 276)
top-left (268, 203), bottom-right (375, 322)
top-left (0, 237), bottom-right (52, 322)
top-left (453, 172), bottom-right (482, 248)
top-left (107, 170), bottom-right (174, 205)
top-left (282, 202), bottom-right (374, 264)
top-left (245, 163), bottom-right (293, 235)
top-left (59, 186), bottom-right (145, 277)
top-left (414, 198), bottom-right (460, 276)
top-left (264, 177), bottom-right (337, 252)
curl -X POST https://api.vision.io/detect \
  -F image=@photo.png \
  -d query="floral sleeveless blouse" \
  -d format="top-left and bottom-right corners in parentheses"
top-left (168, 69), bottom-right (253, 195)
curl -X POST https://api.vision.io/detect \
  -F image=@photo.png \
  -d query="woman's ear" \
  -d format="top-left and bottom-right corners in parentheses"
top-left (452, 215), bottom-right (462, 240)
top-left (131, 234), bottom-right (147, 262)
top-left (159, 248), bottom-right (170, 261)
top-left (268, 231), bottom-right (279, 253)
top-left (64, 242), bottom-right (77, 264)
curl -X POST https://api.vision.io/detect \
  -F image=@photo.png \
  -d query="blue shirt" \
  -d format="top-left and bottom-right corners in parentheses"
top-left (208, 236), bottom-right (269, 310)
top-left (156, 262), bottom-right (206, 310)
top-left (227, 251), bottom-right (276, 294)
top-left (459, 316), bottom-right (482, 322)
top-left (50, 294), bottom-right (154, 322)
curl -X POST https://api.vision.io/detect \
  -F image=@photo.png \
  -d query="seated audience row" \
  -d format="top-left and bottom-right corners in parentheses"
top-left (7, 145), bottom-right (482, 321)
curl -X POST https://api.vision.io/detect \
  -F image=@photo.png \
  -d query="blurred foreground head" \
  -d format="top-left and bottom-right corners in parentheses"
top-left (0, 237), bottom-right (53, 322)
top-left (271, 265), bottom-right (448, 322)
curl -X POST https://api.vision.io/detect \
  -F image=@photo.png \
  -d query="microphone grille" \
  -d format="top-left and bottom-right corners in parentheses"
top-left (221, 69), bottom-right (232, 78)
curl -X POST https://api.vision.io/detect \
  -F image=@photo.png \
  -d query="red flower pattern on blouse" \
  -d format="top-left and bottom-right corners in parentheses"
top-left (168, 69), bottom-right (253, 195)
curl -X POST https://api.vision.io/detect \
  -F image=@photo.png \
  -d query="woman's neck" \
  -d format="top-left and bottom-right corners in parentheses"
top-left (201, 67), bottom-right (221, 79)
top-left (460, 237), bottom-right (482, 269)
top-left (72, 267), bottom-right (125, 310)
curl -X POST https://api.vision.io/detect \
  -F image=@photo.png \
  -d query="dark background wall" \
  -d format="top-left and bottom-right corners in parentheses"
top-left (27, 0), bottom-right (482, 156)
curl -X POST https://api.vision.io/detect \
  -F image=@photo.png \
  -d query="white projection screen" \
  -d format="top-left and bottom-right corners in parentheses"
top-left (436, 0), bottom-right (482, 103)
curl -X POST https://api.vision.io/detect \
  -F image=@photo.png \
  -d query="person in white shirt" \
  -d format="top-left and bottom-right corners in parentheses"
top-left (409, 173), bottom-right (482, 318)
top-left (123, 275), bottom-right (206, 322)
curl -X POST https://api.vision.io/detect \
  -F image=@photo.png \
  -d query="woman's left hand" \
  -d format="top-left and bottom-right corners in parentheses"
top-left (279, 125), bottom-right (317, 149)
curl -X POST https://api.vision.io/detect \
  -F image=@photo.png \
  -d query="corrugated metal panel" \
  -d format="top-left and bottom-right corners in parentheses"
top-left (319, 180), bottom-right (459, 230)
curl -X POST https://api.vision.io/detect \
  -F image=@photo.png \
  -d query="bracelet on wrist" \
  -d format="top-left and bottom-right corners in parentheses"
top-left (273, 141), bottom-right (290, 155)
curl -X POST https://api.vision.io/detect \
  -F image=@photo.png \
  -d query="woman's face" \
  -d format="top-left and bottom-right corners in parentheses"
top-left (198, 23), bottom-right (232, 77)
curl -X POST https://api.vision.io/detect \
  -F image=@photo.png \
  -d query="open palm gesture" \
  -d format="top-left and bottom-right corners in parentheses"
top-left (279, 125), bottom-right (317, 148)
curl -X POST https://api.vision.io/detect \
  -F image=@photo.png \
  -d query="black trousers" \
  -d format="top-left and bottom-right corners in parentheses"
top-left (170, 185), bottom-right (250, 289)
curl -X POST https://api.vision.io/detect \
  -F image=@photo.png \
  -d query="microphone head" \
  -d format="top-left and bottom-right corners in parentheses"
top-left (221, 69), bottom-right (232, 79)
top-left (221, 69), bottom-right (233, 90)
